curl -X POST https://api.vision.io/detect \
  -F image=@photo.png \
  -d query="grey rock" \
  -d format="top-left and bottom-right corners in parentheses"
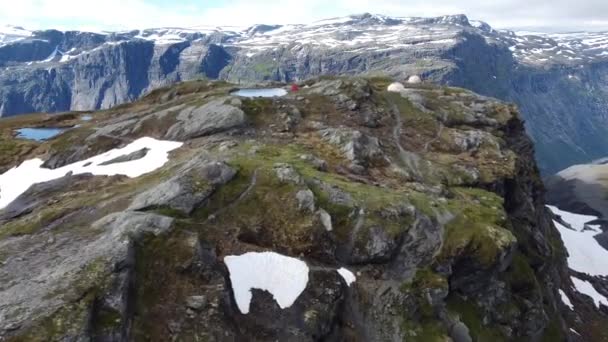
top-left (165, 99), bottom-right (247, 140)
top-left (316, 208), bottom-right (333, 232)
top-left (129, 157), bottom-right (236, 214)
top-left (319, 127), bottom-right (383, 166)
top-left (299, 154), bottom-right (328, 172)
top-left (186, 296), bottom-right (207, 311)
top-left (0, 174), bottom-right (93, 221)
top-left (230, 268), bottom-right (344, 341)
top-left (296, 189), bottom-right (315, 213)
top-left (92, 211), bottom-right (175, 239)
top-left (310, 179), bottom-right (354, 207)
top-left (449, 322), bottom-right (473, 342)
top-left (98, 147), bottom-right (149, 166)
top-left (273, 163), bottom-right (302, 184)
top-left (0, 211), bottom-right (173, 337)
top-left (452, 130), bottom-right (498, 153)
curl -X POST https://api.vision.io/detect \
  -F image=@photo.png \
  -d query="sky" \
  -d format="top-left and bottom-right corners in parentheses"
top-left (0, 0), bottom-right (607, 32)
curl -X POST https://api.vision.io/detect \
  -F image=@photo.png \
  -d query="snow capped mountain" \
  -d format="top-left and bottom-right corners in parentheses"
top-left (494, 30), bottom-right (608, 65)
top-left (1, 13), bottom-right (608, 175)
top-left (0, 25), bottom-right (32, 46)
top-left (1, 14), bottom-right (606, 69)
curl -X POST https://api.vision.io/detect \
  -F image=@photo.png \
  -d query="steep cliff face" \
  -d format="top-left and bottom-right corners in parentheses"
top-left (446, 56), bottom-right (608, 175)
top-left (0, 77), bottom-right (604, 341)
top-left (0, 38), bottom-right (232, 115)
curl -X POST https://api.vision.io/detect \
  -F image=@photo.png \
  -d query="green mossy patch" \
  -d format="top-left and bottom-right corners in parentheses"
top-left (440, 187), bottom-right (516, 266)
top-left (447, 295), bottom-right (507, 342)
top-left (401, 320), bottom-right (449, 342)
top-left (504, 252), bottom-right (539, 293)
top-left (132, 230), bottom-right (205, 341)
top-left (241, 97), bottom-right (276, 126)
top-left (252, 62), bottom-right (277, 76)
top-left (401, 267), bottom-right (449, 318)
top-left (0, 206), bottom-right (70, 239)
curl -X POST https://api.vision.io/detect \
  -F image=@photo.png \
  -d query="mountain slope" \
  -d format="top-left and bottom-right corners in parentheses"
top-left (0, 77), bottom-right (605, 341)
top-left (1, 14), bottom-right (608, 174)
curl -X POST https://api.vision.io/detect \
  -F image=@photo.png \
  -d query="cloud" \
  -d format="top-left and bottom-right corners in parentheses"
top-left (0, 0), bottom-right (606, 32)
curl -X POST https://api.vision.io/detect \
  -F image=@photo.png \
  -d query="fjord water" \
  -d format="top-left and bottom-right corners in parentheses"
top-left (15, 127), bottom-right (66, 141)
top-left (231, 88), bottom-right (287, 98)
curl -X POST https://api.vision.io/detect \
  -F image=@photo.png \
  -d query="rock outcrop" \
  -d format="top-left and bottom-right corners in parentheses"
top-left (0, 77), bottom-right (605, 341)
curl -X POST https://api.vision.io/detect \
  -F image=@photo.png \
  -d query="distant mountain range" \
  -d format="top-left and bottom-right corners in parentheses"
top-left (1, 13), bottom-right (608, 173)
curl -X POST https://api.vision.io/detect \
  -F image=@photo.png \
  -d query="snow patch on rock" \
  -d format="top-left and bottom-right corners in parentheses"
top-left (559, 289), bottom-right (574, 310)
top-left (0, 137), bottom-right (183, 209)
top-left (337, 267), bottom-right (356, 286)
top-left (547, 205), bottom-right (608, 276)
top-left (571, 277), bottom-right (608, 309)
top-left (224, 251), bottom-right (309, 314)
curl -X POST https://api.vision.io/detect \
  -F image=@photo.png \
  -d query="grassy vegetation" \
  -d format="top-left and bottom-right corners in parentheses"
top-left (447, 295), bottom-right (507, 341)
top-left (0, 207), bottom-right (68, 239)
top-left (252, 62), bottom-right (277, 76)
top-left (440, 187), bottom-right (516, 266)
top-left (241, 97), bottom-right (276, 126)
top-left (401, 320), bottom-right (449, 342)
top-left (132, 230), bottom-right (199, 340)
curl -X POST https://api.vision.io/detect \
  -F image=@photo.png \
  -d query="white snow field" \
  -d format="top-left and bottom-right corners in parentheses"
top-left (0, 137), bottom-right (183, 209)
top-left (547, 205), bottom-right (608, 277)
top-left (224, 251), bottom-right (310, 314)
top-left (571, 277), bottom-right (608, 309)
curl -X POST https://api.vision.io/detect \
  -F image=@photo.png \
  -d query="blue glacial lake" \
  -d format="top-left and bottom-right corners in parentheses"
top-left (231, 88), bottom-right (287, 98)
top-left (15, 127), bottom-right (67, 141)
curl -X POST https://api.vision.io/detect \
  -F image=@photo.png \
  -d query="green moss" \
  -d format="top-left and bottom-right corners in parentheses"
top-left (367, 76), bottom-right (393, 91)
top-left (411, 268), bottom-right (448, 290)
top-left (151, 206), bottom-right (189, 219)
top-left (132, 230), bottom-right (198, 340)
top-left (447, 295), bottom-right (507, 342)
top-left (92, 307), bottom-right (122, 334)
top-left (541, 317), bottom-right (563, 342)
top-left (439, 187), bottom-right (516, 266)
top-left (241, 98), bottom-right (275, 126)
top-left (505, 252), bottom-right (539, 292)
top-left (401, 320), bottom-right (449, 342)
top-left (252, 62), bottom-right (276, 76)
top-left (399, 268), bottom-right (448, 319)
top-left (0, 136), bottom-right (35, 171)
top-left (0, 206), bottom-right (67, 239)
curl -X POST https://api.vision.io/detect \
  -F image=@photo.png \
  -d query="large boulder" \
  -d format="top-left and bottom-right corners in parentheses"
top-left (129, 157), bottom-right (236, 214)
top-left (165, 98), bottom-right (247, 140)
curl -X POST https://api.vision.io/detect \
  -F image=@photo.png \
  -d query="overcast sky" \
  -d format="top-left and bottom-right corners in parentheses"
top-left (0, 0), bottom-right (607, 32)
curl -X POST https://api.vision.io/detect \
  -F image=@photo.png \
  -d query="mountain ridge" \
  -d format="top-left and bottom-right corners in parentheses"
top-left (1, 13), bottom-right (608, 174)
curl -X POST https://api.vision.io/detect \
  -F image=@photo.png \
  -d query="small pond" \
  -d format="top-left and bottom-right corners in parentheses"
top-left (81, 114), bottom-right (93, 121)
top-left (15, 127), bottom-right (67, 141)
top-left (231, 88), bottom-right (287, 98)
